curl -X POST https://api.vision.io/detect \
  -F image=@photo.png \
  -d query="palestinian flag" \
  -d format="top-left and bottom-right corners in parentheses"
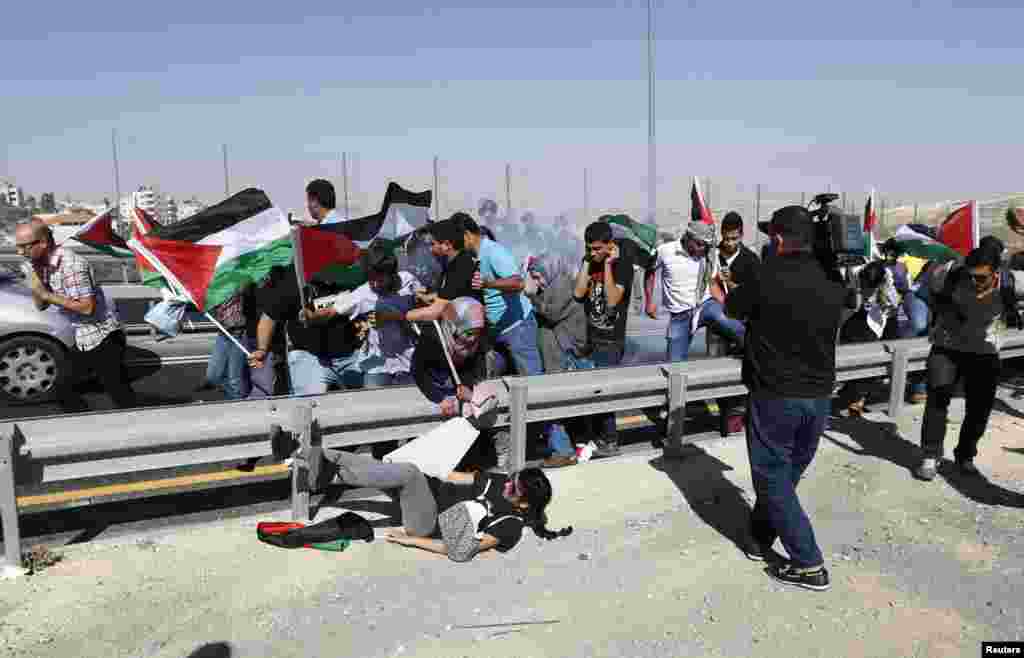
top-left (130, 208), bottom-right (166, 288)
top-left (891, 224), bottom-right (961, 264)
top-left (863, 189), bottom-right (880, 260)
top-left (294, 182), bottom-right (432, 289)
top-left (937, 201), bottom-right (979, 258)
top-left (291, 222), bottom-right (362, 287)
top-left (335, 182), bottom-right (432, 246)
top-left (602, 214), bottom-right (658, 259)
top-left (128, 188), bottom-right (293, 311)
top-left (65, 209), bottom-right (132, 257)
top-left (691, 177), bottom-right (715, 226)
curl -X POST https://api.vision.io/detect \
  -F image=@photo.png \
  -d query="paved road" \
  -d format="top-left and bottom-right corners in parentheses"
top-left (0, 314), bottom-right (699, 422)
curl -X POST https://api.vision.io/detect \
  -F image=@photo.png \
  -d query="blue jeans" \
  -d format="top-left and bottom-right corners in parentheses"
top-left (746, 396), bottom-right (829, 569)
top-left (287, 350), bottom-right (364, 396)
top-left (495, 313), bottom-right (544, 376)
top-left (902, 294), bottom-right (930, 395)
top-left (666, 300), bottom-right (746, 362)
top-left (206, 332), bottom-right (249, 400)
top-left (590, 344), bottom-right (624, 442)
top-left (363, 371), bottom-right (414, 388)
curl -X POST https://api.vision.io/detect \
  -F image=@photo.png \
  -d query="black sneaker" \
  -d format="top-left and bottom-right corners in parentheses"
top-left (766, 563), bottom-right (831, 591)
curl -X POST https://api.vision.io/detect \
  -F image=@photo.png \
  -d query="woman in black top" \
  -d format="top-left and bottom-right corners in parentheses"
top-left (293, 443), bottom-right (571, 560)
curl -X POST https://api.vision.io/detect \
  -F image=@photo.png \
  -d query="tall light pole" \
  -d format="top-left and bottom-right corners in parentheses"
top-left (222, 144), bottom-right (230, 197)
top-left (432, 155), bottom-right (440, 219)
top-left (111, 129), bottom-right (122, 223)
top-left (584, 168), bottom-right (590, 220)
top-left (341, 152), bottom-right (351, 219)
top-left (647, 0), bottom-right (656, 225)
top-left (505, 163), bottom-right (512, 216)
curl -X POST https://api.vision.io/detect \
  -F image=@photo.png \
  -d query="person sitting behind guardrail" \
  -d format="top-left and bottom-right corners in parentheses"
top-left (286, 439), bottom-right (571, 561)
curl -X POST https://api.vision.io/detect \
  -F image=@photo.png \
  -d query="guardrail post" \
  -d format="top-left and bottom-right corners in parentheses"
top-left (508, 381), bottom-right (528, 474)
top-left (888, 346), bottom-right (910, 421)
top-left (663, 372), bottom-right (689, 458)
top-left (290, 403), bottom-right (314, 522)
top-left (0, 425), bottom-right (24, 577)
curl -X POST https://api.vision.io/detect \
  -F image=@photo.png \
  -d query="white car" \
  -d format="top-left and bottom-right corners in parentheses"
top-left (0, 264), bottom-right (77, 404)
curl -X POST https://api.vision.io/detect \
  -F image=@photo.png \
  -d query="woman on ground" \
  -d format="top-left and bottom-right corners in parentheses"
top-left (292, 442), bottom-right (572, 561)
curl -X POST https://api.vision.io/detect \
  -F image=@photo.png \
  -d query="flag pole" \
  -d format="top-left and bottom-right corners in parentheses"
top-left (505, 163), bottom-right (512, 217)
top-left (222, 144), bottom-right (230, 197)
top-left (290, 225), bottom-right (308, 313)
top-left (647, 0), bottom-right (656, 225)
top-left (433, 156), bottom-right (440, 219)
top-left (128, 237), bottom-right (251, 357)
top-left (342, 152), bottom-right (351, 220)
top-left (583, 168), bottom-right (590, 220)
top-left (112, 129), bottom-right (122, 230)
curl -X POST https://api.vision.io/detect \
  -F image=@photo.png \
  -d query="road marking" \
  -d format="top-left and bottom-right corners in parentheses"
top-left (18, 416), bottom-right (659, 509)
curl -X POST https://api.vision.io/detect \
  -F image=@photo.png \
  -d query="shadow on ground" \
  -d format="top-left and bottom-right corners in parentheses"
top-left (824, 415), bottom-right (1024, 508)
top-left (648, 447), bottom-right (751, 552)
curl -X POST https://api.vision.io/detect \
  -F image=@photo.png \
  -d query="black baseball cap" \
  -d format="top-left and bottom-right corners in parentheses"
top-left (757, 205), bottom-right (813, 240)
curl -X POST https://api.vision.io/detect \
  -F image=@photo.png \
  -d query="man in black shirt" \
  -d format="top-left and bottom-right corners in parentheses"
top-left (725, 205), bottom-right (855, 592)
top-left (573, 221), bottom-right (636, 457)
top-left (247, 263), bottom-right (362, 396)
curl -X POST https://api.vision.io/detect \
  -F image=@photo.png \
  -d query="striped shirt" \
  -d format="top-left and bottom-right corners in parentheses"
top-left (39, 247), bottom-right (121, 351)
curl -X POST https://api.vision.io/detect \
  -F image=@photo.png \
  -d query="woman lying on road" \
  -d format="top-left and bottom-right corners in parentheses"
top-left (292, 443), bottom-right (572, 561)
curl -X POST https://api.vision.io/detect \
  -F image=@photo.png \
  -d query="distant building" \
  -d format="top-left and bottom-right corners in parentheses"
top-left (2, 182), bottom-right (22, 207)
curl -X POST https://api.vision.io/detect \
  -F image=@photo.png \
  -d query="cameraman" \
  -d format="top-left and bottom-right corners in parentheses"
top-left (725, 206), bottom-right (857, 592)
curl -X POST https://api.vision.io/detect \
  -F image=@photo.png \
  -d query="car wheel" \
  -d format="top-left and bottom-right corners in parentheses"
top-left (0, 335), bottom-right (71, 405)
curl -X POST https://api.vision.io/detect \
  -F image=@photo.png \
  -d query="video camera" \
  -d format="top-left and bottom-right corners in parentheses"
top-left (806, 193), bottom-right (867, 272)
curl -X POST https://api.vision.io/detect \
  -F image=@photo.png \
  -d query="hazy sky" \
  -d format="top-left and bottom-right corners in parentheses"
top-left (4, 0), bottom-right (1024, 218)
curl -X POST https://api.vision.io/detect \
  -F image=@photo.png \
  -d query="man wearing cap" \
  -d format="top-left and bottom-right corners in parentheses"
top-left (643, 219), bottom-right (745, 362)
top-left (724, 205), bottom-right (856, 592)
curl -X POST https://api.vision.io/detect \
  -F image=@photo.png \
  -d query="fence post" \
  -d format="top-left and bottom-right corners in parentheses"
top-left (290, 403), bottom-right (314, 522)
top-left (508, 380), bottom-right (528, 474)
top-left (888, 347), bottom-right (910, 421)
top-left (663, 372), bottom-right (689, 458)
top-left (0, 424), bottom-right (24, 577)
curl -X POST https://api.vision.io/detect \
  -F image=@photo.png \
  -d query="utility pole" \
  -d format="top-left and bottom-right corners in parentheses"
top-left (222, 144), bottom-right (230, 197)
top-left (341, 152), bottom-right (351, 219)
top-left (432, 155), bottom-right (440, 219)
top-left (505, 163), bottom-right (512, 217)
top-left (647, 0), bottom-right (656, 225)
top-left (755, 183), bottom-right (762, 249)
top-left (583, 168), bottom-right (590, 220)
top-left (111, 129), bottom-right (122, 225)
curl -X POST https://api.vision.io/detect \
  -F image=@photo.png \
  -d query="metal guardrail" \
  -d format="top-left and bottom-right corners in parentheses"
top-left (3, 332), bottom-right (1024, 576)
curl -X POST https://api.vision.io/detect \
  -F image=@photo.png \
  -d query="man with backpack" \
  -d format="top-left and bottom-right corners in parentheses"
top-left (915, 240), bottom-right (1023, 481)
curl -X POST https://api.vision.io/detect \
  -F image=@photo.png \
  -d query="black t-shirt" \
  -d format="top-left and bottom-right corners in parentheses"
top-left (577, 240), bottom-right (635, 346)
top-left (427, 472), bottom-right (526, 552)
top-left (244, 279), bottom-right (287, 354)
top-left (261, 264), bottom-right (358, 357)
top-left (718, 244), bottom-right (760, 290)
top-left (725, 253), bottom-right (851, 398)
top-left (439, 250), bottom-right (482, 304)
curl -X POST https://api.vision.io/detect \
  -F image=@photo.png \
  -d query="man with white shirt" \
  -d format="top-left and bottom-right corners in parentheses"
top-left (644, 220), bottom-right (746, 362)
top-left (306, 179), bottom-right (343, 225)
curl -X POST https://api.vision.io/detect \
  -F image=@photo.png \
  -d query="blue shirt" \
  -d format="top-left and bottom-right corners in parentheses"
top-left (477, 238), bottom-right (533, 334)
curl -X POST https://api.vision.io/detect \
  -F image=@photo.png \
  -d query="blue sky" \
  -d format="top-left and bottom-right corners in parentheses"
top-left (4, 0), bottom-right (1024, 217)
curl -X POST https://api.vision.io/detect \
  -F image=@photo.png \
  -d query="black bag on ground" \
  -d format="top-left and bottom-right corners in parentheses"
top-left (257, 512), bottom-right (374, 549)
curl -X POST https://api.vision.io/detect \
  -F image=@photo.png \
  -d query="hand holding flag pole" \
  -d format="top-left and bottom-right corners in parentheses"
top-left (128, 236), bottom-right (252, 358)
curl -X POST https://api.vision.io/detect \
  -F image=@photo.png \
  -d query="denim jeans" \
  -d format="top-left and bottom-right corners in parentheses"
top-left (287, 350), bottom-right (364, 396)
top-left (590, 344), bottom-right (624, 442)
top-left (902, 295), bottom-right (930, 395)
top-left (206, 331), bottom-right (250, 400)
top-left (495, 313), bottom-right (544, 376)
top-left (746, 396), bottom-right (829, 569)
top-left (363, 371), bottom-right (415, 388)
top-left (666, 300), bottom-right (746, 362)
top-left (244, 336), bottom-right (278, 399)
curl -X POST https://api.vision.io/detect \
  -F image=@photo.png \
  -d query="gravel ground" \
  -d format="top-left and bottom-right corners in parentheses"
top-left (1, 393), bottom-right (1023, 658)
